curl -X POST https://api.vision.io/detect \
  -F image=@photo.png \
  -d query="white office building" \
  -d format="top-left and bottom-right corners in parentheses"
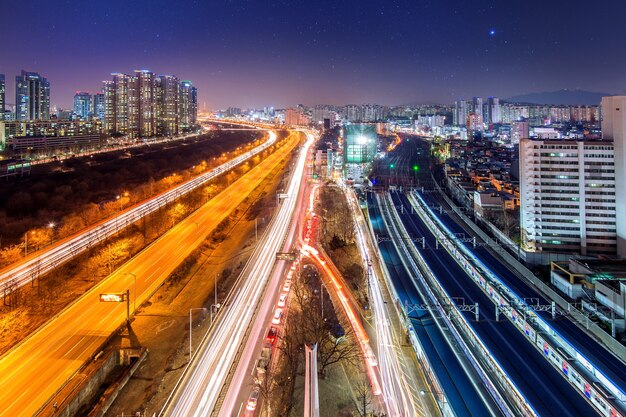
top-left (601, 96), bottom-right (626, 258)
top-left (520, 138), bottom-right (616, 255)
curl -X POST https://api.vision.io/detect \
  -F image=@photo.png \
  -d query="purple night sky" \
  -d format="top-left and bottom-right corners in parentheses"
top-left (1, 0), bottom-right (625, 109)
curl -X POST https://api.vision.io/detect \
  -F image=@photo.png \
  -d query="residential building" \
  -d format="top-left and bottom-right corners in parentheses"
top-left (136, 70), bottom-right (156, 137)
top-left (73, 92), bottom-right (92, 118)
top-left (467, 112), bottom-right (483, 134)
top-left (454, 100), bottom-right (468, 126)
top-left (519, 138), bottom-right (616, 255)
top-left (601, 96), bottom-right (626, 257)
top-left (0, 74), bottom-right (4, 121)
top-left (511, 120), bottom-right (529, 145)
top-left (179, 80), bottom-right (197, 131)
top-left (92, 93), bottom-right (105, 120)
top-left (285, 108), bottom-right (310, 126)
top-left (487, 97), bottom-right (500, 125)
top-left (156, 75), bottom-right (179, 136)
top-left (15, 70), bottom-right (50, 121)
top-left (103, 71), bottom-right (196, 138)
top-left (104, 73), bottom-right (131, 135)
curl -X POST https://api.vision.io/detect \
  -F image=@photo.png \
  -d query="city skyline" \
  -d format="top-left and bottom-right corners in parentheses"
top-left (2, 0), bottom-right (626, 109)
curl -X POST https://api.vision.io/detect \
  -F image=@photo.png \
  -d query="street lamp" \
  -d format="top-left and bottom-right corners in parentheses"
top-left (210, 303), bottom-right (221, 324)
top-left (189, 307), bottom-right (207, 359)
top-left (124, 272), bottom-right (137, 314)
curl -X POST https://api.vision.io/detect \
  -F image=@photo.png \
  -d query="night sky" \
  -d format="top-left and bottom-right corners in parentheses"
top-left (1, 0), bottom-right (625, 109)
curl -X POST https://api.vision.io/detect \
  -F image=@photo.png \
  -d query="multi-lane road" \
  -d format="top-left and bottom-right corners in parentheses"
top-left (0, 130), bottom-right (298, 417)
top-left (0, 127), bottom-right (276, 291)
top-left (160, 131), bottom-right (314, 417)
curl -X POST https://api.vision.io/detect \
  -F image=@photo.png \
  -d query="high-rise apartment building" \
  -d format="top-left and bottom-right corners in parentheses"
top-left (511, 120), bottom-right (529, 145)
top-left (156, 75), bottom-right (179, 136)
top-left (15, 70), bottom-right (50, 121)
top-left (92, 93), bottom-right (105, 120)
top-left (0, 74), bottom-right (5, 121)
top-left (601, 96), bottom-right (626, 257)
top-left (454, 100), bottom-right (468, 126)
top-left (466, 112), bottom-right (483, 134)
top-left (136, 70), bottom-right (156, 137)
top-left (472, 97), bottom-right (483, 118)
top-left (73, 92), bottom-right (92, 118)
top-left (104, 73), bottom-right (131, 135)
top-left (285, 108), bottom-right (310, 126)
top-left (487, 96), bottom-right (500, 125)
top-left (179, 80), bottom-right (197, 131)
top-left (520, 138), bottom-right (616, 255)
top-left (103, 71), bottom-right (196, 138)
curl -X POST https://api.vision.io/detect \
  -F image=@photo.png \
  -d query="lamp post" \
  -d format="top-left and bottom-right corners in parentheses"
top-left (125, 272), bottom-right (137, 314)
top-left (210, 303), bottom-right (221, 324)
top-left (189, 307), bottom-right (207, 359)
top-left (24, 230), bottom-right (29, 257)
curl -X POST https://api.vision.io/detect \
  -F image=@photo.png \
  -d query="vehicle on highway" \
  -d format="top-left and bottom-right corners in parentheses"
top-left (256, 346), bottom-right (272, 382)
top-left (272, 308), bottom-right (283, 324)
top-left (265, 326), bottom-right (278, 345)
top-left (277, 293), bottom-right (287, 307)
top-left (246, 388), bottom-right (260, 411)
top-left (282, 281), bottom-right (292, 292)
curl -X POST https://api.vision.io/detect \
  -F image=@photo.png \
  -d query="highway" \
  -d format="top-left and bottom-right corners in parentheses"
top-left (160, 131), bottom-right (314, 417)
top-left (0, 131), bottom-right (298, 417)
top-left (389, 190), bottom-right (598, 416)
top-left (367, 192), bottom-right (503, 417)
top-left (217, 131), bottom-right (315, 417)
top-left (0, 127), bottom-right (276, 291)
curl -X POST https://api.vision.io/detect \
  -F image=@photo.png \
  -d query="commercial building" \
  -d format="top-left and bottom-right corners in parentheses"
top-left (103, 71), bottom-right (197, 138)
top-left (15, 70), bottom-right (50, 121)
top-left (601, 96), bottom-right (626, 258)
top-left (73, 92), bottom-right (92, 118)
top-left (519, 138), bottom-right (616, 255)
top-left (344, 124), bottom-right (377, 163)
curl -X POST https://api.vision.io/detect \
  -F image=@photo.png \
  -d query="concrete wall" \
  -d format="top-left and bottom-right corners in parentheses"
top-left (48, 350), bottom-right (120, 417)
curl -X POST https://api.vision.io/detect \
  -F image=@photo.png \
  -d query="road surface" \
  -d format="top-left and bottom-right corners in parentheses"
top-left (0, 131), bottom-right (298, 417)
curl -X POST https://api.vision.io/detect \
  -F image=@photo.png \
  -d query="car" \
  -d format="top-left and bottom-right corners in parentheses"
top-left (246, 388), bottom-right (260, 411)
top-left (272, 308), bottom-right (283, 325)
top-left (265, 326), bottom-right (278, 344)
top-left (282, 281), bottom-right (292, 292)
top-left (277, 293), bottom-right (287, 307)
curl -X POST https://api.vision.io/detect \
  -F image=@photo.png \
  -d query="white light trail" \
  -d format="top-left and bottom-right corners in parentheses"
top-left (161, 132), bottom-right (314, 417)
top-left (0, 128), bottom-right (276, 290)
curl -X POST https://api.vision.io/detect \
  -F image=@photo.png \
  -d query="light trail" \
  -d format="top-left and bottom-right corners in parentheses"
top-left (343, 187), bottom-right (426, 417)
top-left (0, 132), bottom-right (297, 417)
top-left (161, 132), bottom-right (314, 417)
top-left (0, 126), bottom-right (276, 291)
top-left (299, 183), bottom-right (382, 399)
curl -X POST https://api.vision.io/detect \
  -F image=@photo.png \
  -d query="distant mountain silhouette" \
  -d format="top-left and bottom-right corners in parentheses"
top-left (505, 89), bottom-right (612, 106)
